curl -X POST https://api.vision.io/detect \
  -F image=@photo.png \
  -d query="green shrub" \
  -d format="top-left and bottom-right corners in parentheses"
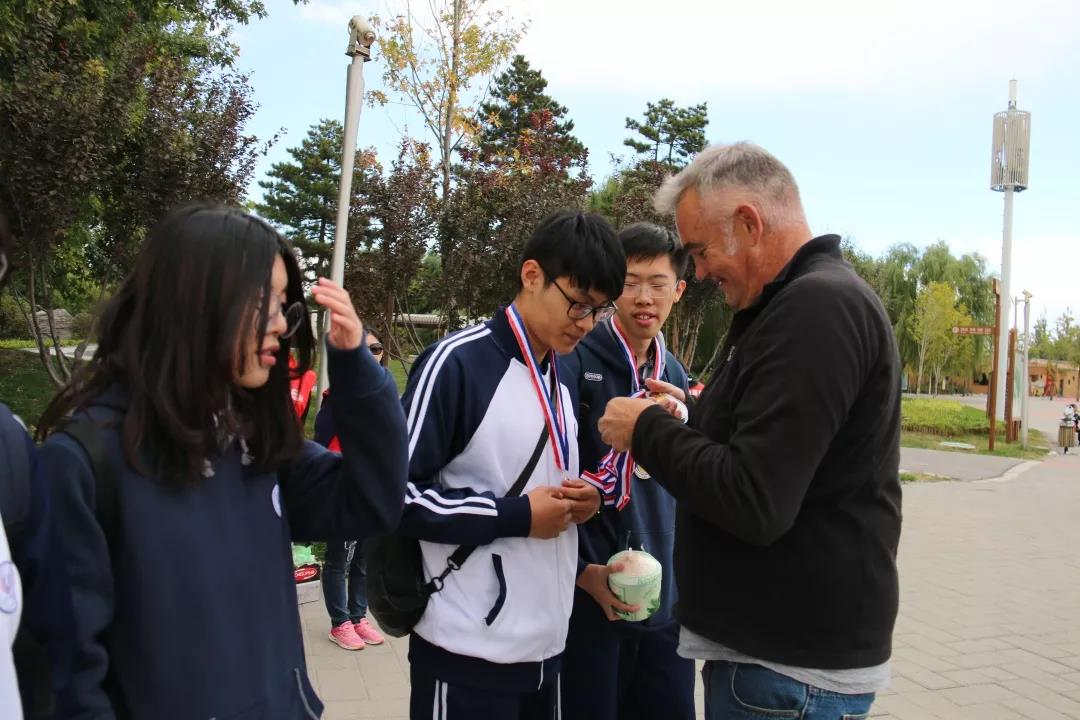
top-left (901, 398), bottom-right (989, 436)
top-left (71, 312), bottom-right (95, 340)
top-left (0, 295), bottom-right (28, 340)
top-left (0, 348), bottom-right (58, 432)
top-left (0, 339), bottom-right (38, 350)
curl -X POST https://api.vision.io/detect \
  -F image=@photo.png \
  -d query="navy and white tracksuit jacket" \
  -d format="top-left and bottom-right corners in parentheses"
top-left (400, 309), bottom-right (580, 691)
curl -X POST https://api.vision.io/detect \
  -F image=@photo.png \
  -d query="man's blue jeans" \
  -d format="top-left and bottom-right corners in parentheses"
top-left (321, 541), bottom-right (368, 626)
top-left (702, 661), bottom-right (876, 719)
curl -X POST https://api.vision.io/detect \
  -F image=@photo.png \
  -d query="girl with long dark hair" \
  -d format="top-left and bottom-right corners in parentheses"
top-left (36, 205), bottom-right (408, 719)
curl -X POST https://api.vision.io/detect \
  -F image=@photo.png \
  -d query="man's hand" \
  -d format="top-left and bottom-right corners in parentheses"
top-left (526, 486), bottom-right (572, 539)
top-left (561, 478), bottom-right (600, 524)
top-left (576, 563), bottom-right (641, 621)
top-left (644, 378), bottom-right (686, 403)
top-left (598, 397), bottom-right (654, 452)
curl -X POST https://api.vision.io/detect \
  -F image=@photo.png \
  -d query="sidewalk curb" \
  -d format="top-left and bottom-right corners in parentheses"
top-left (973, 460), bottom-right (1041, 484)
top-left (899, 458), bottom-right (1042, 485)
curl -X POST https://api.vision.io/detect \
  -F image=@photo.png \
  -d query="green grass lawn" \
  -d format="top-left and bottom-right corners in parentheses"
top-left (901, 397), bottom-right (1049, 459)
top-left (900, 471), bottom-right (951, 483)
top-left (388, 359), bottom-right (410, 393)
top-left (0, 348), bottom-right (62, 432)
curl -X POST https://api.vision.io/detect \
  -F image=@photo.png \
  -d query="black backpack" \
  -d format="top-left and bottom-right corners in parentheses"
top-left (2, 412), bottom-right (117, 719)
top-left (365, 427), bottom-right (547, 638)
top-left (0, 405), bottom-right (31, 558)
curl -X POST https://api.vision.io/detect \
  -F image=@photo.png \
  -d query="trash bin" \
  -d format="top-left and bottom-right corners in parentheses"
top-left (1059, 422), bottom-right (1077, 448)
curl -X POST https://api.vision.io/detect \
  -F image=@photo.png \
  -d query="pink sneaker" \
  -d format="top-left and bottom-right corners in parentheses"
top-left (328, 621), bottom-right (365, 650)
top-left (353, 617), bottom-right (385, 645)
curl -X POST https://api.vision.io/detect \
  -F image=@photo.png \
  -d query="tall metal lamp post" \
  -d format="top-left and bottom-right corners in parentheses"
top-left (316, 16), bottom-right (376, 410)
top-left (989, 79), bottom-right (1031, 421)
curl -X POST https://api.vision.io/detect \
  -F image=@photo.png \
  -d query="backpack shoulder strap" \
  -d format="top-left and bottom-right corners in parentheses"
top-left (0, 405), bottom-right (32, 553)
top-left (425, 425), bottom-right (548, 594)
top-left (58, 418), bottom-right (120, 553)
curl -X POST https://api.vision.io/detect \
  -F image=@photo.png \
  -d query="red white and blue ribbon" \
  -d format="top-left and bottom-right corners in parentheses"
top-left (505, 304), bottom-right (570, 472)
top-left (582, 317), bottom-right (665, 510)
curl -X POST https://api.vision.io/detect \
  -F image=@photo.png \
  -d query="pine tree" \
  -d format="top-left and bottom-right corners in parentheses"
top-left (624, 99), bottom-right (708, 168)
top-left (255, 119), bottom-right (375, 282)
top-left (476, 54), bottom-right (585, 161)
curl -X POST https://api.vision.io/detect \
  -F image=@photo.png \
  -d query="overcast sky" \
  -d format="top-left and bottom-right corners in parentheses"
top-left (234, 0), bottom-right (1080, 328)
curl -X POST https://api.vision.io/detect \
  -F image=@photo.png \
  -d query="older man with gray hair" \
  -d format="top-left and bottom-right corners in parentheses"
top-left (598, 142), bottom-right (902, 719)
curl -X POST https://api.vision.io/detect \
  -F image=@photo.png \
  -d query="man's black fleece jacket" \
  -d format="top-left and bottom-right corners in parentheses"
top-left (632, 234), bottom-right (903, 670)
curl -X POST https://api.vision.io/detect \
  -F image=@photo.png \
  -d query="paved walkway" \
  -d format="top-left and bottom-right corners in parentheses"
top-left (873, 452), bottom-right (1080, 719)
top-left (301, 401), bottom-right (1080, 719)
top-left (900, 446), bottom-right (1028, 482)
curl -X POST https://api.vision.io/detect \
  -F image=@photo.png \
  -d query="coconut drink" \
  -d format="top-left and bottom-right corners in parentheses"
top-left (607, 549), bottom-right (662, 622)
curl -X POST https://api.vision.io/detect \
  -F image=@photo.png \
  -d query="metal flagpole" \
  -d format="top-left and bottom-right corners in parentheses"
top-left (315, 16), bottom-right (376, 411)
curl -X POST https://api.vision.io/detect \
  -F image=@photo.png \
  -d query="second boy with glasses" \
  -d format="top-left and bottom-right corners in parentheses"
top-left (560, 223), bottom-right (695, 720)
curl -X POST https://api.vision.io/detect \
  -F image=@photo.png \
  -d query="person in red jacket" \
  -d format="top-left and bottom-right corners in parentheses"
top-left (289, 355), bottom-right (318, 424)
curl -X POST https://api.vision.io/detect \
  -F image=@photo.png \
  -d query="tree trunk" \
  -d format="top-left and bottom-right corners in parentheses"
top-left (915, 347), bottom-right (926, 396)
top-left (25, 250), bottom-right (68, 388)
top-left (396, 291), bottom-right (425, 355)
top-left (75, 270), bottom-right (112, 364)
top-left (437, 5), bottom-right (463, 319)
top-left (684, 320), bottom-right (701, 370)
top-left (698, 332), bottom-right (727, 380)
top-left (440, 0), bottom-right (463, 203)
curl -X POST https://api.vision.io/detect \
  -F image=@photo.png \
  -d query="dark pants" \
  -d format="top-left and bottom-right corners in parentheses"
top-left (561, 588), bottom-right (695, 720)
top-left (321, 541), bottom-right (367, 626)
top-left (410, 664), bottom-right (560, 720)
top-left (702, 661), bottom-right (876, 719)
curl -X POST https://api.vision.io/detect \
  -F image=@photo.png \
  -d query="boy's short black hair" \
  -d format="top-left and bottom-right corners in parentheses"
top-left (618, 222), bottom-right (690, 279)
top-left (520, 211), bottom-right (626, 301)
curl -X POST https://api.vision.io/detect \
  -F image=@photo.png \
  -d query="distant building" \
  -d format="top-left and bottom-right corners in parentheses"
top-left (1028, 358), bottom-right (1079, 399)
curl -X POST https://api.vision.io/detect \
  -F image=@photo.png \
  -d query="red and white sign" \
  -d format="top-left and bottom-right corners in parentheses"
top-left (294, 565), bottom-right (320, 584)
top-left (952, 326), bottom-right (994, 336)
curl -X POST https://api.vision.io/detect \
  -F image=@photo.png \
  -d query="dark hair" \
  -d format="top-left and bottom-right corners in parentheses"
top-left (0, 212), bottom-right (12, 288)
top-left (520, 211), bottom-right (625, 301)
top-left (38, 204), bottom-right (315, 484)
top-left (618, 222), bottom-right (690, 279)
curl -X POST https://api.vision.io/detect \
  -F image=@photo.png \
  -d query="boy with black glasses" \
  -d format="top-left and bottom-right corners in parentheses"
top-left (401, 211), bottom-right (625, 719)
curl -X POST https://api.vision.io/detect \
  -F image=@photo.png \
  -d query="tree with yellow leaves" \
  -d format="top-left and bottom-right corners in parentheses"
top-left (369, 0), bottom-right (524, 201)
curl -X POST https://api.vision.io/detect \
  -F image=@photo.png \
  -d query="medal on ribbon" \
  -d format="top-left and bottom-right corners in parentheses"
top-left (585, 317), bottom-right (665, 510)
top-left (505, 304), bottom-right (570, 473)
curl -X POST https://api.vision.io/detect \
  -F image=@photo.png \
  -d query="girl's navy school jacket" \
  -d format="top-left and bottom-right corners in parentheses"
top-left (37, 344), bottom-right (408, 719)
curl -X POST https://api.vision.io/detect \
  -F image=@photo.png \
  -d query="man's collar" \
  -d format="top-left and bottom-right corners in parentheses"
top-left (751, 234), bottom-right (842, 309)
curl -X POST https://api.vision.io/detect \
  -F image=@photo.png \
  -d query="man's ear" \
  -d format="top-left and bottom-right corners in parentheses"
top-left (734, 203), bottom-right (765, 246)
top-left (672, 279), bottom-right (687, 303)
